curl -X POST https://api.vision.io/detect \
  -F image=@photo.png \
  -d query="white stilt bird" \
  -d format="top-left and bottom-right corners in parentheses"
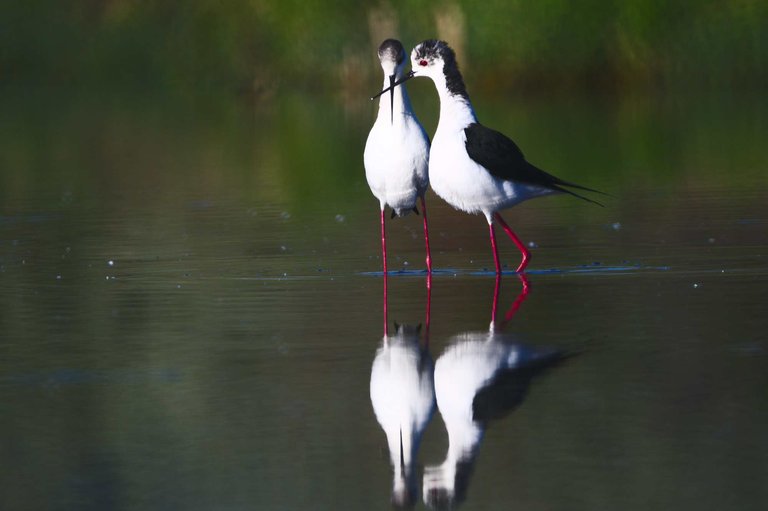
top-left (364, 39), bottom-right (433, 274)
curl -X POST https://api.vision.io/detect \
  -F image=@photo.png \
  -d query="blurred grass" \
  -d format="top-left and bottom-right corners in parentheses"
top-left (1, 1), bottom-right (766, 218)
top-left (2, 0), bottom-right (766, 96)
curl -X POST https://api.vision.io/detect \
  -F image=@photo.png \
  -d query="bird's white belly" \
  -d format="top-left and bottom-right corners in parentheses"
top-left (364, 118), bottom-right (430, 212)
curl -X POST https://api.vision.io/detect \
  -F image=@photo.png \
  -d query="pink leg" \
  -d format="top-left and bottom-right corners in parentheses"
top-left (381, 208), bottom-right (389, 337)
top-left (493, 212), bottom-right (531, 273)
top-left (420, 196), bottom-right (433, 274)
top-left (380, 208), bottom-right (388, 275)
top-left (488, 221), bottom-right (502, 274)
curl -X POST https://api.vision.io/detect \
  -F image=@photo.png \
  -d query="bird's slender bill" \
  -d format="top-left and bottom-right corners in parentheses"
top-left (389, 75), bottom-right (395, 124)
top-left (371, 71), bottom-right (415, 101)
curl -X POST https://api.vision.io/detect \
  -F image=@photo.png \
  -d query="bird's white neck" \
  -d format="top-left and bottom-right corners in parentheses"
top-left (377, 75), bottom-right (415, 123)
top-left (432, 74), bottom-right (477, 130)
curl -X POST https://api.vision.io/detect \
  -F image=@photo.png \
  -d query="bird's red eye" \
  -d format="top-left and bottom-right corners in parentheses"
top-left (419, 59), bottom-right (428, 67)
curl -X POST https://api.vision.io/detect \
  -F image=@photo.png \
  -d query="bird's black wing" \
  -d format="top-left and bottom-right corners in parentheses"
top-left (464, 122), bottom-right (606, 205)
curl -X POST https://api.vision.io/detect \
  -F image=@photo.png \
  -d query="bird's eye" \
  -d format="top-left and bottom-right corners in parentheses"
top-left (419, 59), bottom-right (428, 67)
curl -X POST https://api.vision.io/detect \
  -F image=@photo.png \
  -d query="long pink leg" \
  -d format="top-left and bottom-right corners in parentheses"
top-left (380, 208), bottom-right (388, 275)
top-left (488, 221), bottom-right (502, 274)
top-left (420, 196), bottom-right (433, 274)
top-left (381, 208), bottom-right (389, 337)
top-left (493, 212), bottom-right (531, 273)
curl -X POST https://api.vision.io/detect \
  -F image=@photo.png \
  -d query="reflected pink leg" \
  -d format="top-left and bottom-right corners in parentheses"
top-left (383, 271), bottom-right (389, 337)
top-left (380, 208), bottom-right (388, 275)
top-left (490, 272), bottom-right (502, 324)
top-left (424, 272), bottom-right (432, 346)
top-left (420, 196), bottom-right (433, 274)
top-left (503, 274), bottom-right (531, 323)
top-left (493, 212), bottom-right (530, 273)
top-left (488, 221), bottom-right (502, 274)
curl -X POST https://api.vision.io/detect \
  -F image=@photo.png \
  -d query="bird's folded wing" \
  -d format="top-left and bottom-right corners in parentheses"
top-left (464, 122), bottom-right (561, 188)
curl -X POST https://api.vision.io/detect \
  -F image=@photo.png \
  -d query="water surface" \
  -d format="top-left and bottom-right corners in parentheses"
top-left (1, 89), bottom-right (767, 510)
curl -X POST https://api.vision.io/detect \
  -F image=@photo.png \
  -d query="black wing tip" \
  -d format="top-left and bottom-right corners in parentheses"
top-left (559, 181), bottom-right (613, 198)
top-left (553, 185), bottom-right (607, 207)
top-left (549, 175), bottom-right (611, 207)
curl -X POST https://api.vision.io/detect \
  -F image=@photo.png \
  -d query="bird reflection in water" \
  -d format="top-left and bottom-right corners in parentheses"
top-left (370, 274), bottom-right (436, 508)
top-left (424, 274), bottom-right (571, 510)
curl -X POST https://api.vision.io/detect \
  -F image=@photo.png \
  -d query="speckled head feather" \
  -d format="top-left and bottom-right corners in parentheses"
top-left (414, 39), bottom-right (468, 99)
top-left (378, 39), bottom-right (406, 65)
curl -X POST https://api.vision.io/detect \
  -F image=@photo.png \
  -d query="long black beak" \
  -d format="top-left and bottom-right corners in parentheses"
top-left (371, 70), bottom-right (415, 101)
top-left (388, 74), bottom-right (395, 124)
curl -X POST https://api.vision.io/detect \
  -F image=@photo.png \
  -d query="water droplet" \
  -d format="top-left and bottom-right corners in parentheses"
top-left (108, 260), bottom-right (115, 267)
top-left (335, 214), bottom-right (346, 223)
top-left (611, 222), bottom-right (622, 231)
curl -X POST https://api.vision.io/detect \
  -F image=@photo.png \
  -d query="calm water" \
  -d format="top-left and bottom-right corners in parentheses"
top-left (1, 88), bottom-right (767, 510)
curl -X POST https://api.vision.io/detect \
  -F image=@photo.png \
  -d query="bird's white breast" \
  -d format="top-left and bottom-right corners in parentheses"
top-left (364, 114), bottom-right (430, 213)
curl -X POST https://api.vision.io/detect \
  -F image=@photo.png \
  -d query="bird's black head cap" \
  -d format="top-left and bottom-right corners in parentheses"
top-left (414, 39), bottom-right (468, 99)
top-left (378, 38), bottom-right (406, 65)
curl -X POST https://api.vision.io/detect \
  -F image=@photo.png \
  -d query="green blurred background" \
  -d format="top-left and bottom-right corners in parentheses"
top-left (3, 0), bottom-right (767, 95)
top-left (2, 5), bottom-right (768, 510)
top-left (2, 0), bottom-right (767, 213)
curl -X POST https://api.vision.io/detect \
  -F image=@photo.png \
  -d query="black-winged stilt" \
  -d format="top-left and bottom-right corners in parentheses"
top-left (373, 39), bottom-right (604, 274)
top-left (364, 39), bottom-right (433, 274)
